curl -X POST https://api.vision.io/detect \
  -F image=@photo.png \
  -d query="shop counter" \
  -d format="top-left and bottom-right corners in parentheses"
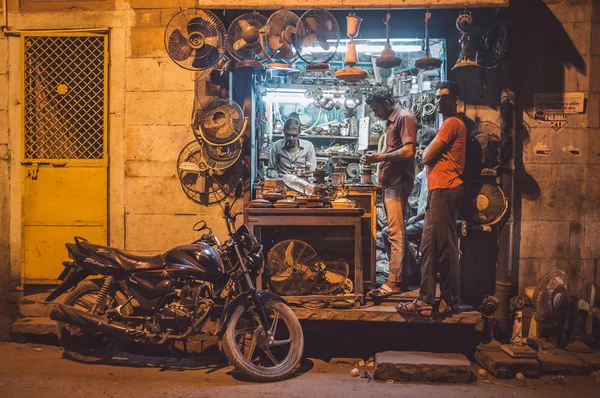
top-left (245, 208), bottom-right (364, 294)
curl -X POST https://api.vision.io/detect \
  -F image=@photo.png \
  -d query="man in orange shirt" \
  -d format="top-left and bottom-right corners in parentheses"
top-left (397, 81), bottom-right (466, 317)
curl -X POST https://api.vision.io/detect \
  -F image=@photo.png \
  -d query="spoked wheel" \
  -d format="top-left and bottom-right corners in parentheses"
top-left (57, 281), bottom-right (130, 363)
top-left (222, 300), bottom-right (304, 382)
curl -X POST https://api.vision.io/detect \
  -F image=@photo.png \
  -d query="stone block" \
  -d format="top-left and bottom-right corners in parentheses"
top-left (562, 23), bottom-right (592, 56)
top-left (586, 92), bottom-right (600, 128)
top-left (547, 2), bottom-right (593, 24)
top-left (520, 221), bottom-right (571, 259)
top-left (566, 259), bottom-right (596, 294)
top-left (587, 128), bottom-right (600, 164)
top-left (0, 39), bottom-right (7, 75)
top-left (162, 61), bottom-right (196, 92)
top-left (125, 176), bottom-right (200, 215)
top-left (10, 317), bottom-right (57, 336)
top-left (563, 62), bottom-right (590, 92)
top-left (521, 181), bottom-right (583, 221)
top-left (124, 212), bottom-right (227, 252)
top-left (593, 23), bottom-right (600, 56)
top-left (518, 259), bottom-right (540, 297)
top-left (474, 348), bottom-right (539, 379)
top-left (551, 164), bottom-right (585, 181)
top-left (109, 28), bottom-right (127, 115)
top-left (584, 221), bottom-right (600, 258)
top-left (0, 110), bottom-right (7, 144)
top-left (538, 349), bottom-right (589, 375)
top-left (0, 76), bottom-right (7, 111)
top-left (570, 221), bottom-right (584, 259)
top-left (126, 160), bottom-right (176, 178)
top-left (570, 351), bottom-right (600, 371)
top-left (590, 56), bottom-right (600, 91)
top-left (128, 27), bottom-right (167, 58)
top-left (129, 0), bottom-right (195, 9)
top-left (125, 125), bottom-right (190, 161)
top-left (134, 9), bottom-right (161, 27)
top-left (126, 58), bottom-right (163, 92)
top-left (584, 180), bottom-right (600, 220)
top-left (523, 127), bottom-right (587, 165)
top-left (522, 164), bottom-right (552, 182)
top-left (587, 165), bottom-right (600, 181)
top-left (125, 91), bottom-right (193, 125)
top-left (373, 351), bottom-right (473, 383)
top-left (161, 9), bottom-right (180, 26)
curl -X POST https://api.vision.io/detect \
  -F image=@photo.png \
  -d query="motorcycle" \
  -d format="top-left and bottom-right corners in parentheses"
top-left (46, 180), bottom-right (304, 382)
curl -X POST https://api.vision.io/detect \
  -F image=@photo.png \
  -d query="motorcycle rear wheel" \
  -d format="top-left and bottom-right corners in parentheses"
top-left (56, 281), bottom-right (130, 363)
top-left (222, 301), bottom-right (304, 382)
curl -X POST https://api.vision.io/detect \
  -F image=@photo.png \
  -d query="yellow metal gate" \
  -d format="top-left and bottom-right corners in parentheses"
top-left (21, 33), bottom-right (108, 283)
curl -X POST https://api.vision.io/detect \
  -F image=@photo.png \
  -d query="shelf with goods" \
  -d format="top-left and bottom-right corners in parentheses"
top-left (271, 134), bottom-right (359, 141)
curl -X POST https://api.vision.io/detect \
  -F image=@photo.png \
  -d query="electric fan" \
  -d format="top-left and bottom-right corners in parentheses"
top-left (375, 11), bottom-right (402, 69)
top-left (414, 9), bottom-right (442, 70)
top-left (261, 10), bottom-right (300, 68)
top-left (461, 180), bottom-right (508, 225)
top-left (526, 270), bottom-right (571, 350)
top-left (194, 99), bottom-right (247, 146)
top-left (227, 12), bottom-right (268, 70)
top-left (565, 282), bottom-right (600, 353)
top-left (472, 121), bottom-right (502, 171)
top-left (294, 8), bottom-right (340, 73)
top-left (165, 8), bottom-right (226, 72)
top-left (312, 260), bottom-right (352, 295)
top-left (201, 140), bottom-right (242, 171)
top-left (476, 9), bottom-right (508, 68)
top-left (266, 239), bottom-right (319, 296)
top-left (177, 141), bottom-right (237, 205)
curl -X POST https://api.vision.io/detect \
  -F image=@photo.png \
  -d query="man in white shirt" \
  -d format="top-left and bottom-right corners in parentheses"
top-left (267, 118), bottom-right (317, 177)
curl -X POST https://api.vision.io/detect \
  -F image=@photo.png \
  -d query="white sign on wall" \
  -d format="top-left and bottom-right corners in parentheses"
top-left (358, 117), bottom-right (370, 151)
top-left (534, 92), bottom-right (585, 115)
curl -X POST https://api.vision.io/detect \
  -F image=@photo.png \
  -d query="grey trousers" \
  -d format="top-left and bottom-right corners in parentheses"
top-left (383, 181), bottom-right (411, 285)
top-left (418, 185), bottom-right (464, 305)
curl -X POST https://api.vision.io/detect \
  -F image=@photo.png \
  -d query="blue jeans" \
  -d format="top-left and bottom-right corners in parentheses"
top-left (383, 181), bottom-right (411, 285)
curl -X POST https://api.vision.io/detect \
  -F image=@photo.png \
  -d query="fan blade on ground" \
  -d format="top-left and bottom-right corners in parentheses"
top-left (285, 241), bottom-right (295, 267)
top-left (168, 29), bottom-right (193, 61)
top-left (233, 38), bottom-right (249, 52)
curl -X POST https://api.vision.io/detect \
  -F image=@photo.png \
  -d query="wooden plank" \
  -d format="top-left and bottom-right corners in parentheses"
top-left (197, 0), bottom-right (508, 9)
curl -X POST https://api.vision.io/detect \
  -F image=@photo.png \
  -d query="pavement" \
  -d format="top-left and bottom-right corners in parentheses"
top-left (1, 342), bottom-right (600, 398)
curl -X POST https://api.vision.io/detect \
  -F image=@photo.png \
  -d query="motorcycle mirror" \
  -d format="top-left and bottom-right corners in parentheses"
top-left (235, 179), bottom-right (243, 198)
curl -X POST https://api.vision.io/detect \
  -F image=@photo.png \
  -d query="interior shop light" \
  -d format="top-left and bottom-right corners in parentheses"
top-left (302, 41), bottom-right (421, 54)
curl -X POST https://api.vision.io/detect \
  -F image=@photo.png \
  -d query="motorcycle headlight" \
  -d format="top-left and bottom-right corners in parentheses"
top-left (247, 246), bottom-right (265, 276)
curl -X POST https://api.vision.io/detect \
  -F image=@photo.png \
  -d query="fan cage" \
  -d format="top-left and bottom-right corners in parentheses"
top-left (164, 8), bottom-right (226, 72)
top-left (294, 9), bottom-right (341, 66)
top-left (461, 180), bottom-right (507, 225)
top-left (193, 99), bottom-right (246, 146)
top-left (262, 10), bottom-right (300, 64)
top-left (227, 13), bottom-right (268, 63)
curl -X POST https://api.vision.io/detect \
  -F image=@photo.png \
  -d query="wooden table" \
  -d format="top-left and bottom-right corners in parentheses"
top-left (246, 208), bottom-right (365, 294)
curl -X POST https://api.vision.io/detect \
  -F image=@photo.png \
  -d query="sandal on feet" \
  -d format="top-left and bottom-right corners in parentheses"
top-left (368, 283), bottom-right (401, 299)
top-left (395, 299), bottom-right (433, 317)
top-left (436, 299), bottom-right (459, 316)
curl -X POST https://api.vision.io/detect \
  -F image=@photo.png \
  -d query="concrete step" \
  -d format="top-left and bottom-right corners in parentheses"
top-left (373, 351), bottom-right (473, 383)
top-left (19, 291), bottom-right (64, 318)
top-left (11, 317), bottom-right (57, 336)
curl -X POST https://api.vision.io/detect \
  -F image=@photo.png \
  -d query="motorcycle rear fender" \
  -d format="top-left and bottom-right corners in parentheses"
top-left (45, 264), bottom-right (92, 302)
top-left (218, 290), bottom-right (287, 336)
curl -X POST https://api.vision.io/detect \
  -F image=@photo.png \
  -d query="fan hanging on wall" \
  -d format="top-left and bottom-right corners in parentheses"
top-left (414, 8), bottom-right (442, 70)
top-left (334, 11), bottom-right (368, 83)
top-left (165, 8), bottom-right (226, 72)
top-left (476, 9), bottom-right (508, 68)
top-left (375, 11), bottom-right (402, 69)
top-left (227, 12), bottom-right (268, 70)
top-left (472, 121), bottom-right (502, 172)
top-left (261, 10), bottom-right (300, 70)
top-left (176, 141), bottom-right (238, 205)
top-left (461, 180), bottom-right (508, 225)
top-left (294, 8), bottom-right (340, 73)
top-left (193, 99), bottom-right (247, 146)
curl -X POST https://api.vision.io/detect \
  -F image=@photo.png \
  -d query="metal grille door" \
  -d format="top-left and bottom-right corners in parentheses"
top-left (23, 34), bottom-right (106, 161)
top-left (21, 33), bottom-right (108, 283)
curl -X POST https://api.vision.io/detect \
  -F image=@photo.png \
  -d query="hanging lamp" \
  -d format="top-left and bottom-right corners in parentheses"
top-left (335, 11), bottom-right (368, 83)
top-left (375, 11), bottom-right (402, 69)
top-left (452, 8), bottom-right (480, 71)
top-left (414, 8), bottom-right (442, 70)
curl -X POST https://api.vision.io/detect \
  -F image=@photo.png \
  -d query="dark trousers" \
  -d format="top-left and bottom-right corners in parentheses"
top-left (418, 185), bottom-right (464, 305)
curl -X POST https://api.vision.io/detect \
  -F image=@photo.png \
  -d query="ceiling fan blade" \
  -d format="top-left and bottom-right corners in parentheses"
top-left (233, 38), bottom-right (248, 52)
top-left (168, 29), bottom-right (193, 61)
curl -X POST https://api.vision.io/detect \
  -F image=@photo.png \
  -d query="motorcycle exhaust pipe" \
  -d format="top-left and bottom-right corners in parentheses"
top-left (50, 304), bottom-right (147, 340)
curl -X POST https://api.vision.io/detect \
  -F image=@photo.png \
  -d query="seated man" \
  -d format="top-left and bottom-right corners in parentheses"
top-left (267, 118), bottom-right (317, 177)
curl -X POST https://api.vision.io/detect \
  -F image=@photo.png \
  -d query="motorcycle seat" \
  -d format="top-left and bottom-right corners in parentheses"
top-left (79, 241), bottom-right (165, 272)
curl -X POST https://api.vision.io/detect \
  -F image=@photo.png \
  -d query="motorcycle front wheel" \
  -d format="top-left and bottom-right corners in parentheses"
top-left (222, 300), bottom-right (304, 382)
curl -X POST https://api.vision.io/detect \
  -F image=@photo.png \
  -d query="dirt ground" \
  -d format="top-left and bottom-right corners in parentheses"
top-left (0, 342), bottom-right (599, 398)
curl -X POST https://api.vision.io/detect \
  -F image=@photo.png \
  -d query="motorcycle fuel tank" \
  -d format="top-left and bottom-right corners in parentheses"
top-left (164, 243), bottom-right (225, 281)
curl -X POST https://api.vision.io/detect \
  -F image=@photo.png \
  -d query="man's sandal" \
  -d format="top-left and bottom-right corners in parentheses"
top-left (395, 299), bottom-right (433, 317)
top-left (368, 283), bottom-right (402, 299)
top-left (436, 299), bottom-right (459, 317)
